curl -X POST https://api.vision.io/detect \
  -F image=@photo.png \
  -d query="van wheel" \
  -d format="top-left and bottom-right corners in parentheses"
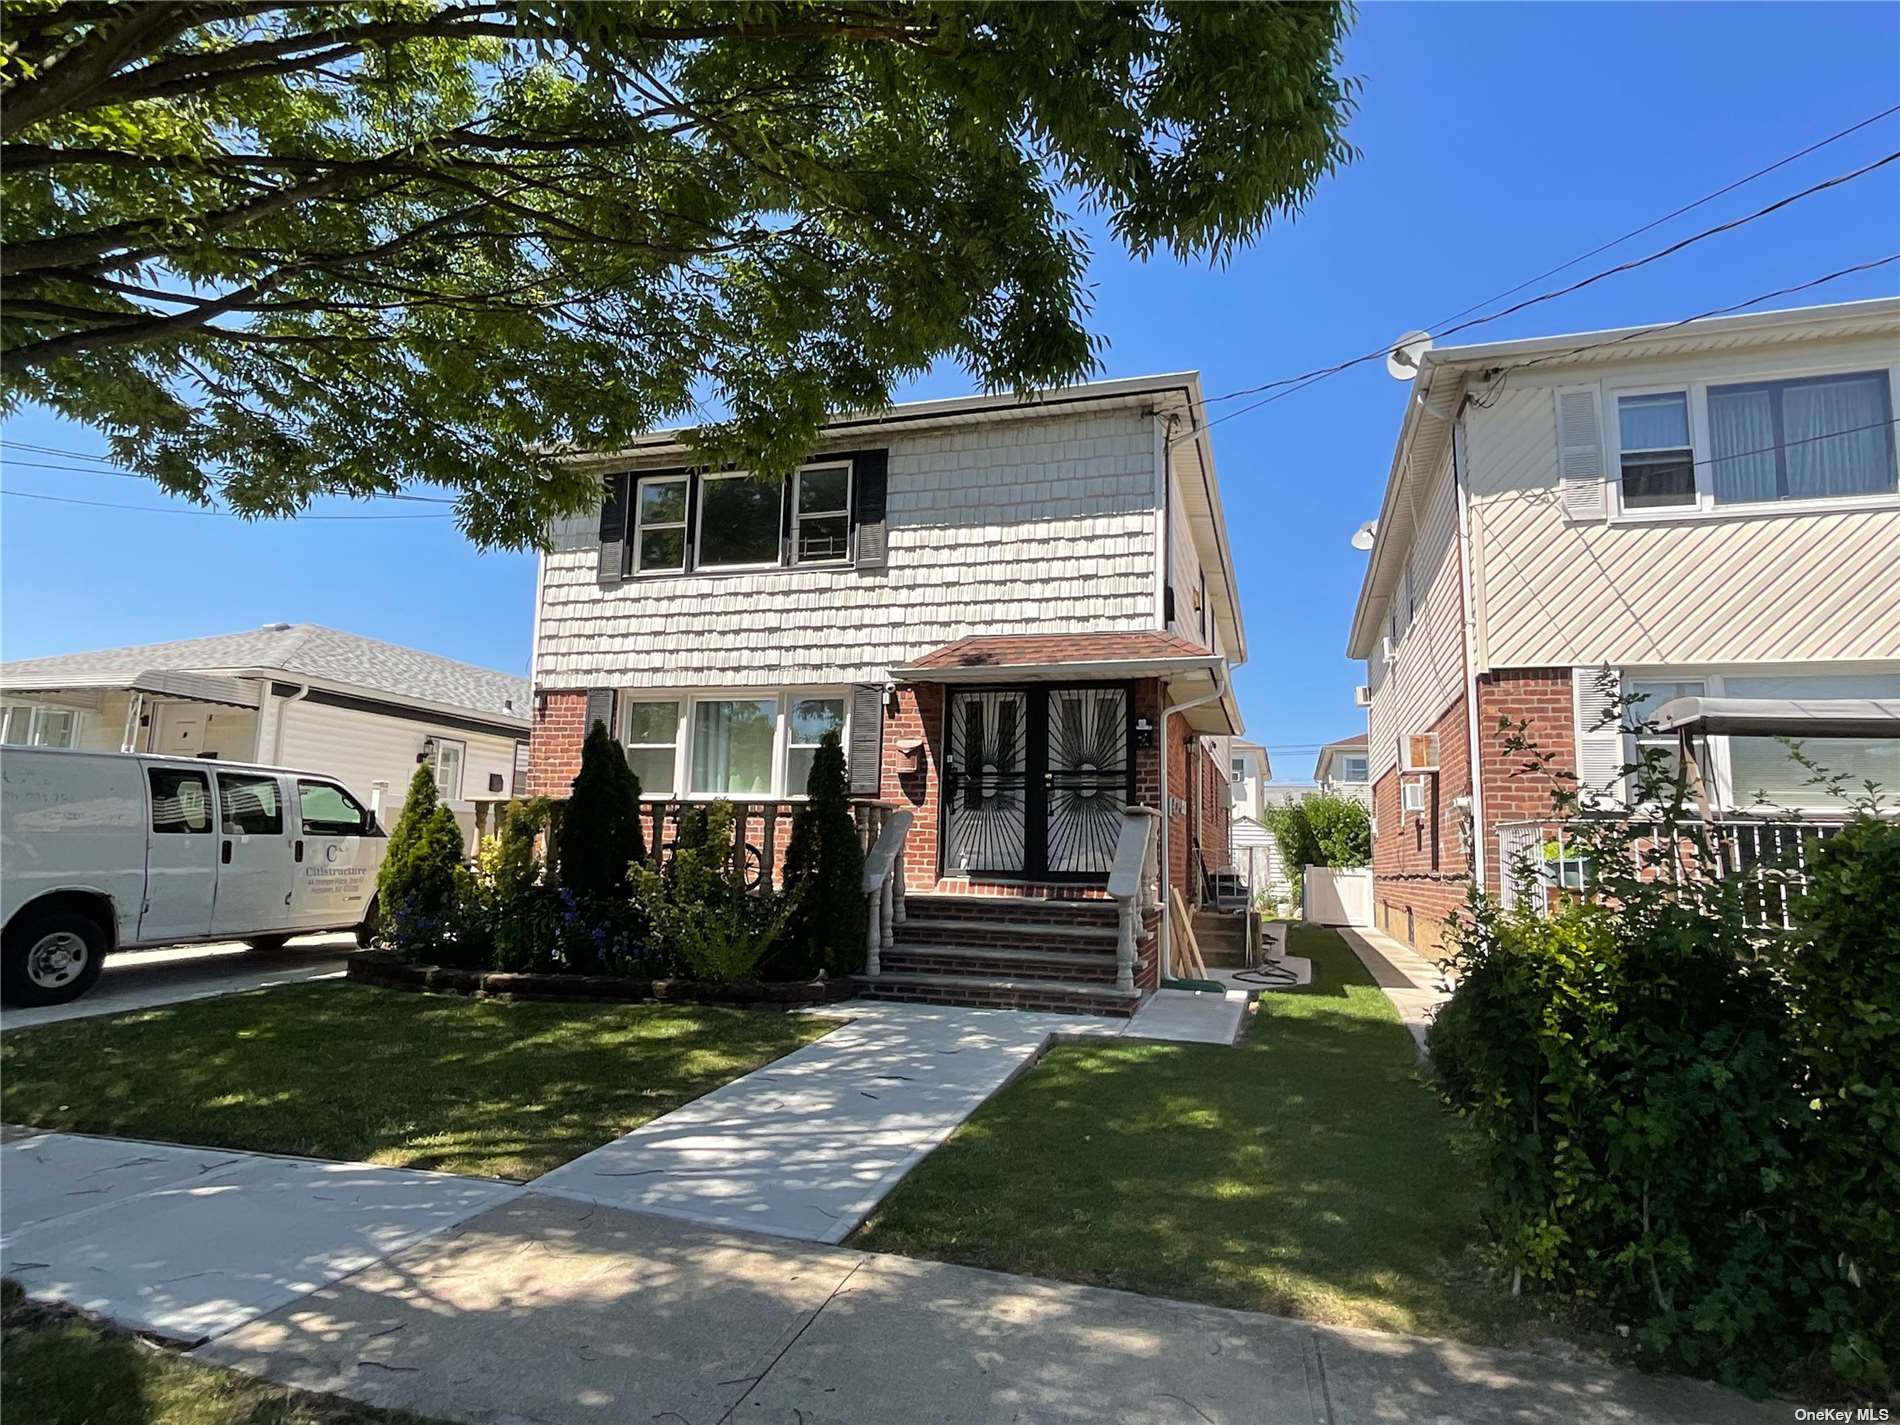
top-left (2, 910), bottom-right (107, 1008)
top-left (353, 897), bottom-right (382, 949)
top-left (247, 934), bottom-right (293, 954)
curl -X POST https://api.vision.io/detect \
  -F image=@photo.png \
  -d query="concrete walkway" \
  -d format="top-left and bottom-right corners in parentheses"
top-left (0, 936), bottom-right (354, 1032)
top-left (1338, 925), bottom-right (1452, 1059)
top-left (198, 1191), bottom-right (1784, 1425)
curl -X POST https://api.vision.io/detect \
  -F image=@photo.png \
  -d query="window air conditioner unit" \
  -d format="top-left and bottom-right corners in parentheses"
top-left (1401, 732), bottom-right (1440, 773)
top-left (1353, 684), bottom-right (1372, 708)
top-left (1401, 778), bottom-right (1428, 815)
top-left (1380, 636), bottom-right (1398, 666)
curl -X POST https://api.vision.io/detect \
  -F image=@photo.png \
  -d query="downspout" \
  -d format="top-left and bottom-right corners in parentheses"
top-left (1159, 659), bottom-right (1230, 973)
top-left (1451, 403), bottom-right (1486, 892)
top-left (271, 682), bottom-right (310, 764)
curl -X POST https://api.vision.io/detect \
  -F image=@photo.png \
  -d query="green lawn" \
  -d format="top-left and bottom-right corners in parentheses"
top-left (0, 983), bottom-right (831, 1180)
top-left (1, 1281), bottom-right (440, 1425)
top-left (854, 924), bottom-right (1538, 1346)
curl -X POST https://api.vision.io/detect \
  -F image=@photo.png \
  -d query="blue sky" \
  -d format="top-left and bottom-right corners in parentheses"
top-left (4, 3), bottom-right (1897, 780)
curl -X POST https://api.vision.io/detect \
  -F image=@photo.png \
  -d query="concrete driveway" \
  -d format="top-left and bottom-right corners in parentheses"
top-left (0, 935), bottom-right (354, 1031)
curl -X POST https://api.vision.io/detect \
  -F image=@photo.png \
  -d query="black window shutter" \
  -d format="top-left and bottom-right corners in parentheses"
top-left (779, 471), bottom-right (794, 567)
top-left (584, 688), bottom-right (616, 739)
top-left (596, 473), bottom-right (628, 586)
top-left (848, 684), bottom-right (884, 796)
top-left (850, 448), bottom-right (890, 569)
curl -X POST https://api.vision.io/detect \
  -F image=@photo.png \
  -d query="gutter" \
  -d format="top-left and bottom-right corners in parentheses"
top-left (270, 682), bottom-right (310, 763)
top-left (1451, 407), bottom-right (1486, 892)
top-left (1159, 661), bottom-right (1231, 972)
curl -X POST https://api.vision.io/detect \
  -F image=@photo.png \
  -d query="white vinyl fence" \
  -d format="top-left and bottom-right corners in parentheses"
top-left (1303, 866), bottom-right (1373, 927)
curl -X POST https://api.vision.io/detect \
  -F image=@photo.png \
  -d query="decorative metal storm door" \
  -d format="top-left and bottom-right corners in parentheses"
top-left (942, 684), bottom-right (1132, 880)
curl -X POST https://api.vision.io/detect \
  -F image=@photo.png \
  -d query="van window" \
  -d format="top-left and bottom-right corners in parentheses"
top-left (298, 780), bottom-right (369, 836)
top-left (150, 768), bottom-right (212, 834)
top-left (218, 772), bottom-right (283, 836)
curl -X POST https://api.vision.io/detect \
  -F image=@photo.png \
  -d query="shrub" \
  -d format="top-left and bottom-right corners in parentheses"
top-left (1305, 792), bottom-right (1371, 867)
top-left (559, 719), bottom-right (646, 899)
top-left (1777, 813), bottom-right (1900, 1387)
top-left (378, 766), bottom-right (468, 957)
top-left (774, 731), bottom-right (866, 978)
top-left (632, 801), bottom-right (788, 982)
top-left (376, 762), bottom-right (441, 911)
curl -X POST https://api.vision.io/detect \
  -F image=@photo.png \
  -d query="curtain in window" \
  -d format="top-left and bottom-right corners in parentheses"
top-left (1709, 387), bottom-right (1777, 503)
top-left (1784, 374), bottom-right (1894, 499)
top-left (691, 699), bottom-right (776, 795)
top-left (1725, 673), bottom-right (1900, 809)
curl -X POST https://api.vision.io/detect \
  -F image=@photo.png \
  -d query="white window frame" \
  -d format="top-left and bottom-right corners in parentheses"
top-left (615, 688), bottom-right (851, 801)
top-left (1604, 358), bottom-right (1900, 524)
top-left (619, 697), bottom-right (683, 796)
top-left (431, 737), bottom-right (467, 802)
top-left (694, 471), bottom-right (785, 572)
top-left (1619, 664), bottom-right (1900, 814)
top-left (790, 461), bottom-right (853, 567)
top-left (631, 473), bottom-right (689, 575)
top-left (1612, 387), bottom-right (1698, 513)
top-left (2, 702), bottom-right (84, 748)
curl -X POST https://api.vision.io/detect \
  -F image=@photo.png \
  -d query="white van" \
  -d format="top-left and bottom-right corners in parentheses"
top-left (1, 747), bottom-right (386, 1006)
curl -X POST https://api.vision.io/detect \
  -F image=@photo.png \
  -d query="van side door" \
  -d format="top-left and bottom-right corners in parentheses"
top-left (138, 764), bottom-right (217, 944)
top-left (290, 779), bottom-right (381, 930)
top-left (209, 770), bottom-right (294, 936)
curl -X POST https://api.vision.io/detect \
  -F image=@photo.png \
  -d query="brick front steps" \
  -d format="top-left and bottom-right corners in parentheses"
top-left (853, 894), bottom-right (1152, 1017)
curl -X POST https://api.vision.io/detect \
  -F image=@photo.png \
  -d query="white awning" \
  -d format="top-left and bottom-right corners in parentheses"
top-left (1651, 695), bottom-right (1900, 740)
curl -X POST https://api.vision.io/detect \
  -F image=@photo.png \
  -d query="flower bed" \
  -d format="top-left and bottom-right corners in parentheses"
top-left (349, 950), bottom-right (854, 1007)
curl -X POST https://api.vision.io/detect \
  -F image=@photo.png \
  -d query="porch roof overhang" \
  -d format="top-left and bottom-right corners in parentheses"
top-left (0, 669), bottom-right (261, 709)
top-left (890, 632), bottom-right (1242, 735)
top-left (1651, 695), bottom-right (1900, 740)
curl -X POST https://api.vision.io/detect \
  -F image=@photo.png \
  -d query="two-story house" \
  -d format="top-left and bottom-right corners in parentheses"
top-left (526, 374), bottom-right (1246, 1013)
top-left (1349, 298), bottom-right (1900, 955)
top-left (1312, 733), bottom-right (1370, 803)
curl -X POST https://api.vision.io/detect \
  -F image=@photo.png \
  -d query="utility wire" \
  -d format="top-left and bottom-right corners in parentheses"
top-left (0, 488), bottom-right (455, 520)
top-left (1177, 145), bottom-right (1900, 443)
top-left (0, 441), bottom-right (461, 504)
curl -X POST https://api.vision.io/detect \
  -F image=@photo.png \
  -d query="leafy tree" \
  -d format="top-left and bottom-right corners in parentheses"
top-left (1, 2), bottom-right (1356, 545)
top-left (1304, 792), bottom-right (1370, 867)
top-left (559, 719), bottom-right (645, 897)
top-left (776, 730), bottom-right (866, 977)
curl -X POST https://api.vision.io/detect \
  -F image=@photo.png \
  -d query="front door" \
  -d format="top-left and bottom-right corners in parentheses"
top-left (942, 684), bottom-right (1132, 880)
top-left (210, 770), bottom-right (294, 936)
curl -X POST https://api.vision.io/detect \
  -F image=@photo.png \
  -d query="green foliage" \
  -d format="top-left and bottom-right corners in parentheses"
top-left (1260, 792), bottom-right (1368, 911)
top-left (632, 802), bottom-right (789, 983)
top-left (558, 720), bottom-right (646, 899)
top-left (1, 3), bottom-right (1357, 546)
top-left (375, 762), bottom-right (440, 908)
top-left (1431, 686), bottom-right (1899, 1395)
top-left (1778, 813), bottom-right (1900, 1387)
top-left (775, 731), bottom-right (866, 978)
top-left (377, 764), bottom-right (468, 957)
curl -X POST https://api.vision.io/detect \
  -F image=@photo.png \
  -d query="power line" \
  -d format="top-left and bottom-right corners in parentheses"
top-left (0, 488), bottom-right (455, 520)
top-left (0, 441), bottom-right (460, 504)
top-left (1178, 144), bottom-right (1900, 443)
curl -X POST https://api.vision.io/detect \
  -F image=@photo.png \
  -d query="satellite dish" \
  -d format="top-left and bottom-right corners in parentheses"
top-left (1350, 520), bottom-right (1377, 551)
top-left (1386, 330), bottom-right (1433, 381)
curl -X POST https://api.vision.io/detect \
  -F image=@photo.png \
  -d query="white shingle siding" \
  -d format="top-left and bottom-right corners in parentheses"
top-left (1367, 452), bottom-right (1466, 784)
top-left (534, 409), bottom-right (1161, 688)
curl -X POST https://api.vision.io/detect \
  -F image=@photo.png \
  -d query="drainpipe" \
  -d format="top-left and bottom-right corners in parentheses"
top-left (1451, 406), bottom-right (1486, 892)
top-left (271, 682), bottom-right (310, 763)
top-left (1159, 660), bottom-right (1231, 974)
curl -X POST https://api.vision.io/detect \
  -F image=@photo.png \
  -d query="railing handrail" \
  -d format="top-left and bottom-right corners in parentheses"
top-left (1106, 806), bottom-right (1161, 900)
top-left (862, 809), bottom-right (914, 894)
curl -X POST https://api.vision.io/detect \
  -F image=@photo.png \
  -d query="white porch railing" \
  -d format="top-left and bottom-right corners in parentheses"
top-left (1106, 807), bottom-right (1161, 992)
top-left (1496, 816), bottom-right (1852, 931)
top-left (861, 809), bottom-right (914, 976)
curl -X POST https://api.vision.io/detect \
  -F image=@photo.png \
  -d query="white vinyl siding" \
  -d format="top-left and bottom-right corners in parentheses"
top-left (275, 700), bottom-right (518, 828)
top-left (1, 702), bottom-right (82, 747)
top-left (1462, 331), bottom-right (1900, 672)
top-left (1367, 451), bottom-right (1466, 785)
top-left (535, 407), bottom-right (1160, 688)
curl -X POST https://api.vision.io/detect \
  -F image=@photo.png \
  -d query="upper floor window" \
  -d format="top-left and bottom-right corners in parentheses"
top-left (697, 472), bottom-right (783, 570)
top-left (1230, 756), bottom-right (1246, 786)
top-left (1709, 371), bottom-right (1896, 505)
top-left (1612, 367), bottom-right (1898, 517)
top-left (1336, 754), bottom-right (1369, 783)
top-left (793, 465), bottom-right (851, 564)
top-left (633, 476), bottom-right (688, 573)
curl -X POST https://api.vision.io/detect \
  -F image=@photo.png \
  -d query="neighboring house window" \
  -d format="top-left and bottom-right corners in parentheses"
top-left (633, 475), bottom-right (689, 573)
top-left (1709, 371), bottom-right (1896, 505)
top-left (1230, 756), bottom-right (1246, 785)
top-left (1, 703), bottom-right (80, 747)
top-left (431, 738), bottom-right (466, 802)
top-left (1617, 392), bottom-right (1696, 509)
top-left (793, 464), bottom-right (851, 564)
top-left (1337, 754), bottom-right (1368, 783)
top-left (785, 695), bottom-right (845, 793)
top-left (623, 700), bottom-right (680, 795)
top-left (691, 697), bottom-right (779, 795)
top-left (697, 473), bottom-right (783, 569)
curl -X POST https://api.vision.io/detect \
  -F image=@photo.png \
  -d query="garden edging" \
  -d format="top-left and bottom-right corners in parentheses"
top-left (348, 951), bottom-right (854, 1007)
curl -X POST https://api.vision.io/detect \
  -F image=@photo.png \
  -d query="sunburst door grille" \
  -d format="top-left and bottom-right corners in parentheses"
top-left (1045, 686), bottom-right (1130, 874)
top-left (943, 690), bottom-right (1028, 874)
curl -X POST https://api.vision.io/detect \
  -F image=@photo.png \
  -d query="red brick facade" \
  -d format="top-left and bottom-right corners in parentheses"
top-left (1473, 666), bottom-right (1575, 898)
top-left (526, 690), bottom-right (588, 798)
top-left (1370, 692), bottom-right (1471, 956)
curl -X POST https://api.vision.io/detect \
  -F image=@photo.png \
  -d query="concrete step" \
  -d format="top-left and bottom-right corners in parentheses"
top-left (893, 915), bottom-right (1122, 950)
top-left (903, 894), bottom-right (1119, 928)
top-left (852, 971), bottom-right (1142, 1018)
top-left (881, 943), bottom-right (1131, 985)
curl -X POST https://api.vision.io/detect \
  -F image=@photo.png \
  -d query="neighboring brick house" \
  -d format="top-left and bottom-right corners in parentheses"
top-left (527, 374), bottom-right (1246, 1013)
top-left (1348, 298), bottom-right (1900, 955)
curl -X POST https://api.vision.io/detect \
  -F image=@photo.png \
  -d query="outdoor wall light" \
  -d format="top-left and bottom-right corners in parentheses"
top-left (1133, 716), bottom-right (1155, 750)
top-left (417, 735), bottom-right (437, 765)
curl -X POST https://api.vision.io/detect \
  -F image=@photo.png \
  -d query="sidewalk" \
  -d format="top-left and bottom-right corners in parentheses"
top-left (198, 1189), bottom-right (1784, 1425)
top-left (1337, 924), bottom-right (1452, 1059)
